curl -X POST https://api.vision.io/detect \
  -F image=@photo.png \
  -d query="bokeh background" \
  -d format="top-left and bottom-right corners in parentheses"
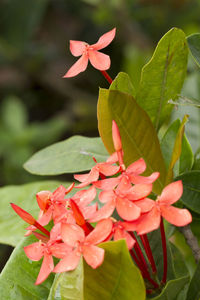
top-left (1, 0), bottom-right (200, 270)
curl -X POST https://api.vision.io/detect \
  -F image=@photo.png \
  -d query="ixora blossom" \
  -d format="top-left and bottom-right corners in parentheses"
top-left (54, 219), bottom-right (112, 273)
top-left (63, 28), bottom-right (116, 78)
top-left (11, 120), bottom-right (192, 291)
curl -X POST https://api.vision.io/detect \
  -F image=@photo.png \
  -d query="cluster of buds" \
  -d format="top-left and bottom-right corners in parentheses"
top-left (11, 120), bottom-right (192, 291)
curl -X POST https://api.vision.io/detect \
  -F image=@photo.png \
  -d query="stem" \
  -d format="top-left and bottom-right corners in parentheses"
top-left (179, 225), bottom-right (200, 264)
top-left (100, 70), bottom-right (113, 84)
top-left (160, 218), bottom-right (167, 284)
top-left (130, 232), bottom-right (148, 270)
top-left (141, 235), bottom-right (157, 274)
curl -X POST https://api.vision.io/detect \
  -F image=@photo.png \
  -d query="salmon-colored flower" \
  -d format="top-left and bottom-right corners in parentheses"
top-left (74, 158), bottom-right (120, 188)
top-left (131, 181), bottom-right (192, 235)
top-left (90, 177), bottom-right (152, 222)
top-left (24, 227), bottom-right (71, 285)
top-left (54, 219), bottom-right (113, 272)
top-left (64, 28), bottom-right (116, 78)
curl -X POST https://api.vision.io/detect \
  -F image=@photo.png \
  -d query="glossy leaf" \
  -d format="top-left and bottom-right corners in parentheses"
top-left (110, 72), bottom-right (135, 97)
top-left (0, 181), bottom-right (69, 246)
top-left (161, 117), bottom-right (193, 181)
top-left (187, 33), bottom-right (200, 67)
top-left (97, 88), bottom-right (166, 194)
top-left (136, 28), bottom-right (188, 130)
top-left (176, 171), bottom-right (200, 214)
top-left (24, 136), bottom-right (108, 176)
top-left (165, 115), bottom-right (188, 184)
top-left (170, 242), bottom-right (189, 278)
top-left (0, 236), bottom-right (54, 300)
top-left (150, 276), bottom-right (189, 300)
top-left (49, 240), bottom-right (146, 300)
top-left (186, 260), bottom-right (200, 300)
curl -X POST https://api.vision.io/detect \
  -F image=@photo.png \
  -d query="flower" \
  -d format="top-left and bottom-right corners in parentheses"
top-left (53, 219), bottom-right (113, 272)
top-left (24, 227), bottom-right (71, 285)
top-left (74, 158), bottom-right (120, 188)
top-left (89, 176), bottom-right (152, 222)
top-left (128, 180), bottom-right (192, 235)
top-left (63, 28), bottom-right (116, 78)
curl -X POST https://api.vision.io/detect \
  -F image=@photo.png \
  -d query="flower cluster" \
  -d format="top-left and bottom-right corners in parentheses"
top-left (11, 120), bottom-right (192, 288)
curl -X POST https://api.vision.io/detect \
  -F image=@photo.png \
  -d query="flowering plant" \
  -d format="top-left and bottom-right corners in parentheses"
top-left (1, 27), bottom-right (200, 300)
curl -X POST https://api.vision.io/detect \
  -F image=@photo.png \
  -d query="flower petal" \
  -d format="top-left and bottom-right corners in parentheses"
top-left (116, 197), bottom-right (141, 221)
top-left (83, 245), bottom-right (104, 269)
top-left (82, 203), bottom-right (98, 219)
top-left (114, 228), bottom-right (135, 250)
top-left (161, 205), bottom-right (192, 227)
top-left (89, 50), bottom-right (110, 70)
top-left (99, 190), bottom-right (115, 203)
top-left (35, 254), bottom-right (54, 285)
top-left (99, 163), bottom-right (120, 176)
top-left (106, 152), bottom-right (118, 163)
top-left (61, 223), bottom-right (85, 246)
top-left (52, 185), bottom-right (68, 201)
top-left (73, 186), bottom-right (96, 207)
top-left (53, 250), bottom-right (80, 273)
top-left (89, 199), bottom-right (115, 222)
top-left (136, 207), bottom-right (161, 235)
top-left (75, 168), bottom-right (100, 188)
top-left (126, 158), bottom-right (146, 175)
top-left (63, 54), bottom-right (88, 78)
top-left (134, 198), bottom-right (155, 213)
top-left (86, 218), bottom-right (113, 245)
top-left (129, 172), bottom-right (160, 185)
top-left (159, 180), bottom-right (183, 205)
top-left (50, 243), bottom-right (72, 259)
top-left (94, 177), bottom-right (120, 190)
top-left (126, 184), bottom-right (152, 200)
top-left (92, 28), bottom-right (116, 50)
top-left (36, 191), bottom-right (51, 211)
top-left (24, 242), bottom-right (44, 261)
top-left (69, 40), bottom-right (86, 57)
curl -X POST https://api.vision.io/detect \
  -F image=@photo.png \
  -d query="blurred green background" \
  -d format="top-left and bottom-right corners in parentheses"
top-left (1, 0), bottom-right (200, 270)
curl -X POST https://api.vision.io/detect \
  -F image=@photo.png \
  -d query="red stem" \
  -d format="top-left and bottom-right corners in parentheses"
top-left (160, 218), bottom-right (167, 284)
top-left (141, 235), bottom-right (157, 274)
top-left (130, 232), bottom-right (148, 270)
top-left (100, 70), bottom-right (113, 84)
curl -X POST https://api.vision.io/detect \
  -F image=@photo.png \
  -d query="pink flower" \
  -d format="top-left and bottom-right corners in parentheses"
top-left (129, 181), bottom-right (192, 235)
top-left (63, 28), bottom-right (116, 78)
top-left (24, 228), bottom-right (71, 285)
top-left (95, 157), bottom-right (159, 190)
top-left (90, 177), bottom-right (152, 222)
top-left (74, 158), bottom-right (120, 188)
top-left (54, 219), bottom-right (113, 272)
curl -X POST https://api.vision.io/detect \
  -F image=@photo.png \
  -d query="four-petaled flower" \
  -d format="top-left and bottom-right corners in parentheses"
top-left (54, 219), bottom-right (113, 272)
top-left (64, 28), bottom-right (116, 78)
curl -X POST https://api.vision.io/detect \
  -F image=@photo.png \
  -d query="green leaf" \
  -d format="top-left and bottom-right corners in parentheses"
top-left (187, 33), bottom-right (200, 67)
top-left (110, 72), bottom-right (135, 97)
top-left (24, 136), bottom-right (108, 176)
top-left (150, 276), bottom-right (189, 300)
top-left (193, 148), bottom-right (200, 170)
top-left (49, 240), bottom-right (146, 300)
top-left (161, 116), bottom-right (193, 183)
top-left (97, 89), bottom-right (166, 194)
top-left (136, 28), bottom-right (188, 130)
top-left (147, 228), bottom-right (175, 282)
top-left (186, 260), bottom-right (200, 300)
top-left (0, 236), bottom-right (54, 300)
top-left (165, 115), bottom-right (188, 184)
top-left (176, 171), bottom-right (200, 214)
top-left (170, 242), bottom-right (189, 278)
top-left (0, 180), bottom-right (69, 246)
